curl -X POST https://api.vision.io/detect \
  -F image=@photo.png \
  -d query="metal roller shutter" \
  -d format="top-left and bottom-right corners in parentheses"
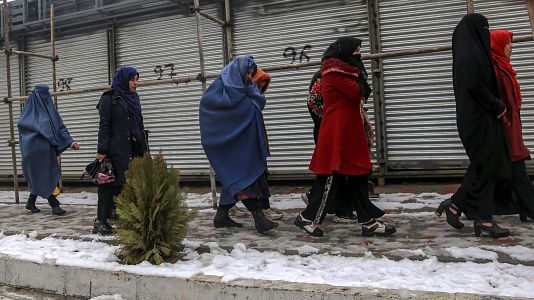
top-left (26, 29), bottom-right (109, 178)
top-left (378, 0), bottom-right (468, 171)
top-left (231, 0), bottom-right (374, 176)
top-left (115, 1), bottom-right (223, 176)
top-left (0, 42), bottom-right (22, 178)
top-left (474, 0), bottom-right (534, 169)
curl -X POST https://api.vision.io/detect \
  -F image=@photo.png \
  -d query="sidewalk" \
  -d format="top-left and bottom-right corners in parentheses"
top-left (0, 184), bottom-right (533, 299)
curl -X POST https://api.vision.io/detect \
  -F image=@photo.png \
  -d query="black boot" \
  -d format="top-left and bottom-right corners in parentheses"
top-left (474, 218), bottom-right (510, 238)
top-left (243, 199), bottom-right (278, 233)
top-left (92, 219), bottom-right (112, 235)
top-left (25, 194), bottom-right (40, 213)
top-left (48, 195), bottom-right (66, 216)
top-left (213, 204), bottom-right (243, 228)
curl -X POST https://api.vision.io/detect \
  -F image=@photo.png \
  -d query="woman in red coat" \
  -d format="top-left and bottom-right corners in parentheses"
top-left (294, 37), bottom-right (395, 237)
top-left (491, 30), bottom-right (534, 221)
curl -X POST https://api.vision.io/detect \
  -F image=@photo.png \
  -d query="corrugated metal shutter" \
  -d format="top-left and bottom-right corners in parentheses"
top-left (474, 0), bottom-right (534, 170)
top-left (26, 29), bottom-right (109, 178)
top-left (379, 0), bottom-right (468, 171)
top-left (0, 42), bottom-right (22, 178)
top-left (115, 2), bottom-right (223, 176)
top-left (232, 0), bottom-right (373, 175)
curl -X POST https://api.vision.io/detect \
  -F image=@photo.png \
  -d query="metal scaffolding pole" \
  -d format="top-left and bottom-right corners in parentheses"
top-left (526, 0), bottom-right (534, 36)
top-left (194, 0), bottom-right (218, 209)
top-left (49, 4), bottom-right (63, 191)
top-left (2, 0), bottom-right (19, 203)
top-left (224, 0), bottom-right (233, 63)
top-left (367, 0), bottom-right (387, 186)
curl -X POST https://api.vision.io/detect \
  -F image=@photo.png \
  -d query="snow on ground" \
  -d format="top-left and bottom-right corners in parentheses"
top-left (0, 232), bottom-right (534, 298)
top-left (0, 191), bottom-right (449, 212)
top-left (90, 295), bottom-right (125, 300)
top-left (1, 191), bottom-right (533, 298)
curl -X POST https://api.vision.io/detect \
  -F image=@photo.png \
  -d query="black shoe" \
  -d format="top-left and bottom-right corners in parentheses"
top-left (519, 213), bottom-right (533, 222)
top-left (92, 219), bottom-right (112, 235)
top-left (368, 181), bottom-right (379, 199)
top-left (242, 199), bottom-right (278, 233)
top-left (110, 208), bottom-right (119, 220)
top-left (435, 198), bottom-right (464, 229)
top-left (294, 214), bottom-right (323, 237)
top-left (249, 209), bottom-right (278, 233)
top-left (361, 219), bottom-right (396, 237)
top-left (474, 219), bottom-right (510, 238)
top-left (213, 206), bottom-right (243, 228)
top-left (25, 196), bottom-right (41, 213)
top-left (51, 206), bottom-right (66, 216)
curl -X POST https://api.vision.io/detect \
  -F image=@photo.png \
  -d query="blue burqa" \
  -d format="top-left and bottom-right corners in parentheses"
top-left (199, 55), bottom-right (269, 205)
top-left (18, 85), bottom-right (73, 198)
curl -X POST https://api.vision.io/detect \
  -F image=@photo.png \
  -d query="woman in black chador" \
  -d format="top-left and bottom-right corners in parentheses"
top-left (435, 13), bottom-right (511, 238)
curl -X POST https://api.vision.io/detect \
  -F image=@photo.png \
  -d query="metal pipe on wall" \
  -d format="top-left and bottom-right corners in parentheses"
top-left (3, 34), bottom-right (533, 104)
top-left (193, 0), bottom-right (218, 209)
top-left (2, 0), bottom-right (20, 203)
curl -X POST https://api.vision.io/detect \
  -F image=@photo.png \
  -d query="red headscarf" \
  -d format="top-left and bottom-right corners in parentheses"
top-left (490, 30), bottom-right (521, 107)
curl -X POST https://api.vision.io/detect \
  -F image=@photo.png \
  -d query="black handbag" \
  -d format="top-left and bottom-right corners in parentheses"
top-left (82, 158), bottom-right (115, 184)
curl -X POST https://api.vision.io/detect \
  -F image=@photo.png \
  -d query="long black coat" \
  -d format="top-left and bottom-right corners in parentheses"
top-left (451, 13), bottom-right (512, 218)
top-left (97, 90), bottom-right (146, 186)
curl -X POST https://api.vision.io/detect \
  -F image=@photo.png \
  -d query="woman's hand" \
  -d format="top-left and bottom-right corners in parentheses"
top-left (497, 107), bottom-right (507, 119)
top-left (97, 153), bottom-right (106, 162)
top-left (71, 142), bottom-right (80, 150)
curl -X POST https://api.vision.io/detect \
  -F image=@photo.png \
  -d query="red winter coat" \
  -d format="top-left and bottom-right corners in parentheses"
top-left (494, 64), bottom-right (530, 162)
top-left (491, 30), bottom-right (530, 162)
top-left (309, 58), bottom-right (371, 175)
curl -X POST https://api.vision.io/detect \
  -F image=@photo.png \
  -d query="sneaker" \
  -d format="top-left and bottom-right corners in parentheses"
top-left (361, 219), bottom-right (396, 237)
top-left (229, 205), bottom-right (249, 217)
top-left (92, 219), bottom-right (112, 235)
top-left (332, 212), bottom-right (357, 224)
top-left (262, 208), bottom-right (283, 220)
top-left (294, 214), bottom-right (323, 237)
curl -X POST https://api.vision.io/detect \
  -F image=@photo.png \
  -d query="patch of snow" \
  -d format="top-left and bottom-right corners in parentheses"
top-left (0, 234), bottom-right (534, 298)
top-left (482, 245), bottom-right (534, 262)
top-left (294, 245), bottom-right (320, 256)
top-left (444, 246), bottom-right (499, 261)
top-left (90, 295), bottom-right (125, 300)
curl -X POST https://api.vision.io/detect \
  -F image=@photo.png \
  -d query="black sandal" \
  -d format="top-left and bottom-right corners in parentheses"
top-left (474, 218), bottom-right (510, 238)
top-left (435, 199), bottom-right (464, 229)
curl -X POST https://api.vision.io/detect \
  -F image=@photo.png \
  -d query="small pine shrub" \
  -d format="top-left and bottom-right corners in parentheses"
top-left (115, 153), bottom-right (195, 265)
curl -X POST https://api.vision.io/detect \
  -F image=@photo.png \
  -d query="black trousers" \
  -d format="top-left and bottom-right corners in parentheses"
top-left (511, 160), bottom-right (534, 218)
top-left (301, 174), bottom-right (384, 224)
top-left (97, 185), bottom-right (122, 221)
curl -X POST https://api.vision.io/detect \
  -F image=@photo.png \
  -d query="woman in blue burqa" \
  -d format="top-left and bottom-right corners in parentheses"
top-left (199, 55), bottom-right (278, 233)
top-left (18, 84), bottom-right (80, 215)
